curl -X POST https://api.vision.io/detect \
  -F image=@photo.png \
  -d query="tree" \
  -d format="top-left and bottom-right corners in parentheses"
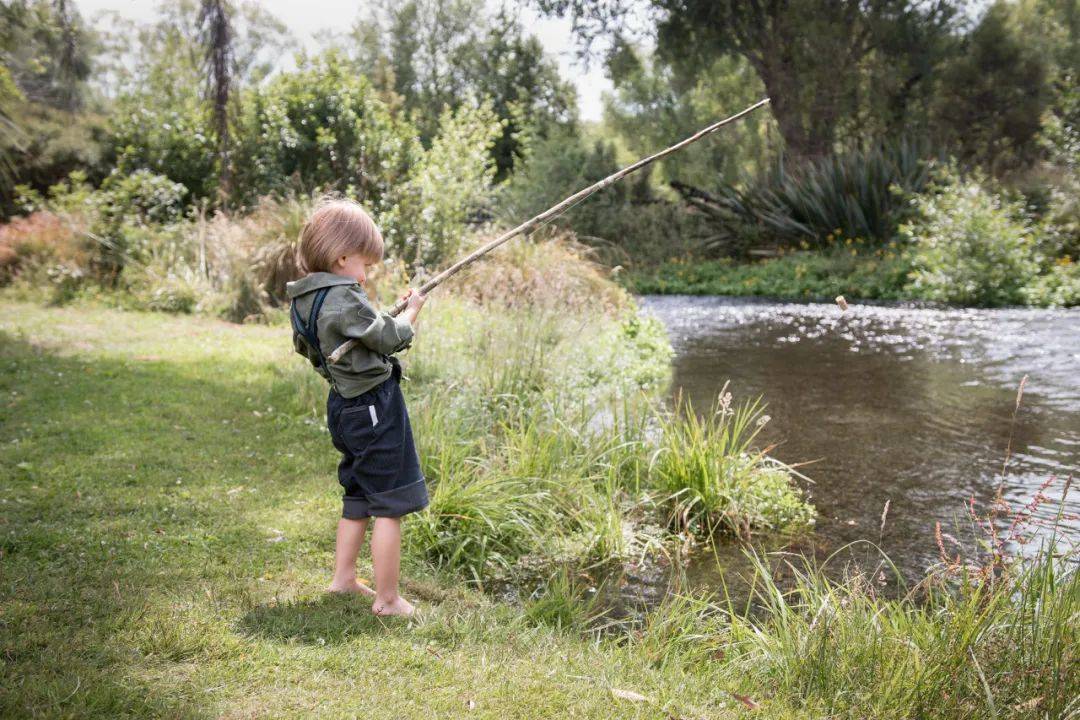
top-left (198, 0), bottom-right (236, 201)
top-left (346, 0), bottom-right (576, 177)
top-left (95, 0), bottom-right (292, 99)
top-left (534, 0), bottom-right (959, 163)
top-left (98, 0), bottom-right (293, 202)
top-left (470, 5), bottom-right (577, 179)
top-left (931, 2), bottom-right (1048, 173)
top-left (0, 0), bottom-right (93, 110)
top-left (601, 41), bottom-right (773, 188)
top-left (0, 0), bottom-right (103, 213)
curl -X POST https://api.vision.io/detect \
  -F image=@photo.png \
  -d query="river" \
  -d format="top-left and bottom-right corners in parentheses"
top-left (638, 295), bottom-right (1080, 585)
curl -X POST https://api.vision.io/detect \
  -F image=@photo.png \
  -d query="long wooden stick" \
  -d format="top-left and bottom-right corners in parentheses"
top-left (328, 97), bottom-right (770, 364)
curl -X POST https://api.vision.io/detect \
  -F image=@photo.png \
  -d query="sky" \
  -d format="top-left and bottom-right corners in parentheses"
top-left (76, 0), bottom-right (615, 121)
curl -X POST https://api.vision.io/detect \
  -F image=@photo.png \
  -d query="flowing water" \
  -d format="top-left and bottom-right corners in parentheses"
top-left (638, 295), bottom-right (1080, 588)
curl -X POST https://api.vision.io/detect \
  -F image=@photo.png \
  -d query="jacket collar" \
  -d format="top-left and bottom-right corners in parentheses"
top-left (285, 272), bottom-right (361, 299)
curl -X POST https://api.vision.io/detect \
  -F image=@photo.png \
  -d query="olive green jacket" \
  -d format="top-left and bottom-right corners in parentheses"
top-left (285, 272), bottom-right (414, 398)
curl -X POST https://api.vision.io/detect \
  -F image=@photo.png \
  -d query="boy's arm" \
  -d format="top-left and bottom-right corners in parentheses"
top-left (336, 301), bottom-right (415, 356)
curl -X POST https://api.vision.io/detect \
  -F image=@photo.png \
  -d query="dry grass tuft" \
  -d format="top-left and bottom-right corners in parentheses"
top-left (449, 226), bottom-right (630, 315)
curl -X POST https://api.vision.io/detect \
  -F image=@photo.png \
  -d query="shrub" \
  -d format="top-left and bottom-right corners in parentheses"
top-left (902, 167), bottom-right (1040, 306)
top-left (0, 210), bottom-right (88, 285)
top-left (17, 169), bottom-right (189, 287)
top-left (233, 51), bottom-right (501, 271)
top-left (1023, 258), bottom-right (1080, 307)
top-left (109, 95), bottom-right (217, 202)
top-left (380, 101), bottom-right (502, 270)
top-left (232, 51), bottom-right (416, 210)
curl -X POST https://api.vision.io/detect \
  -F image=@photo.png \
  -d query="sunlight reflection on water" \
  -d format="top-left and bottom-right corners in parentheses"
top-left (638, 295), bottom-right (1079, 585)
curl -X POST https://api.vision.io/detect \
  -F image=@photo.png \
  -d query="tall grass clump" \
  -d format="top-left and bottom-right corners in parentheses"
top-left (522, 567), bottom-right (607, 632)
top-left (605, 530), bottom-right (1077, 719)
top-left (708, 540), bottom-right (1079, 718)
top-left (650, 385), bottom-right (815, 538)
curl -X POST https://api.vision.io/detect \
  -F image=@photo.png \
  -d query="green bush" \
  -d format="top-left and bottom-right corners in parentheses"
top-left (232, 50), bottom-right (501, 270)
top-left (232, 51), bottom-right (416, 210)
top-left (1022, 259), bottom-right (1080, 307)
top-left (109, 96), bottom-right (218, 202)
top-left (902, 167), bottom-right (1040, 306)
top-left (378, 101), bottom-right (502, 269)
top-left (28, 169), bottom-right (189, 286)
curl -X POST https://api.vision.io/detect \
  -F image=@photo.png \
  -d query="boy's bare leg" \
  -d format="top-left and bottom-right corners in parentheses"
top-left (370, 516), bottom-right (415, 616)
top-left (327, 517), bottom-right (375, 596)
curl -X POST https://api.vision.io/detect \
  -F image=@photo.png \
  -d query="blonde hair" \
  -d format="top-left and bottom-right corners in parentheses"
top-left (297, 197), bottom-right (384, 274)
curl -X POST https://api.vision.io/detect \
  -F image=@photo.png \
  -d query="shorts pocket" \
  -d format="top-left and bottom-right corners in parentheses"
top-left (338, 403), bottom-right (379, 456)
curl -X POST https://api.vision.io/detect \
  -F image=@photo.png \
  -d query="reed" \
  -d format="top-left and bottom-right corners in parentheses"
top-left (609, 538), bottom-right (1077, 719)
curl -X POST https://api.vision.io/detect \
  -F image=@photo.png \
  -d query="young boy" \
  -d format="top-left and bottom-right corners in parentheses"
top-left (286, 197), bottom-right (427, 617)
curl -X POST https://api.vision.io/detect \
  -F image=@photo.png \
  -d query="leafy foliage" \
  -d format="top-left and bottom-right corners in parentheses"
top-left (347, 0), bottom-right (576, 177)
top-left (602, 45), bottom-right (773, 188)
top-left (0, 0), bottom-right (94, 111)
top-left (497, 121), bottom-right (710, 265)
top-left (930, 2), bottom-right (1049, 174)
top-left (380, 100), bottom-right (502, 269)
top-left (902, 167), bottom-right (1040, 306)
top-left (231, 51), bottom-right (416, 207)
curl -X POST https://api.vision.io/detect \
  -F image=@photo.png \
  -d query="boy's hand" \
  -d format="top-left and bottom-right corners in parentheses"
top-left (399, 288), bottom-right (426, 328)
top-left (400, 288), bottom-right (427, 313)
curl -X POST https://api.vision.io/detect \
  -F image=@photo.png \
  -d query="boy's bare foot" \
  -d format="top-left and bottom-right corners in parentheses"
top-left (327, 578), bottom-right (376, 597)
top-left (371, 595), bottom-right (415, 616)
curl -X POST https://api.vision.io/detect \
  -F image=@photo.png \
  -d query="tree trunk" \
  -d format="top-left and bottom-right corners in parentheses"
top-left (752, 54), bottom-right (836, 164)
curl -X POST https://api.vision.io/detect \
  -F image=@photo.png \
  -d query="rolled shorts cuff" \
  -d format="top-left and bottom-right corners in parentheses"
top-left (341, 478), bottom-right (429, 519)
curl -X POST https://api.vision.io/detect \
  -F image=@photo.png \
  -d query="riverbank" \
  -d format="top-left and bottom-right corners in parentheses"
top-left (622, 249), bottom-right (1079, 307)
top-left (2, 297), bottom-right (1076, 718)
top-left (623, 250), bottom-right (912, 302)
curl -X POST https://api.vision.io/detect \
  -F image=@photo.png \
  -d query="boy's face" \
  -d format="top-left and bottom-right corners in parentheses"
top-left (333, 252), bottom-right (377, 285)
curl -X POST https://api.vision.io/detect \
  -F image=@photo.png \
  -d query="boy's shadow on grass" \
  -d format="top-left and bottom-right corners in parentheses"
top-left (237, 594), bottom-right (411, 644)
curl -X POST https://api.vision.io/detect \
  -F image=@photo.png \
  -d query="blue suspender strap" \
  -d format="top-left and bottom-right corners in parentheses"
top-left (291, 287), bottom-right (335, 389)
top-left (308, 287), bottom-right (328, 344)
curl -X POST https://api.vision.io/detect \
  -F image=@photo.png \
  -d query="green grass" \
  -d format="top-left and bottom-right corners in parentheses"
top-left (651, 388), bottom-right (815, 538)
top-left (624, 247), bottom-right (914, 301)
top-left (1, 298), bottom-right (1073, 719)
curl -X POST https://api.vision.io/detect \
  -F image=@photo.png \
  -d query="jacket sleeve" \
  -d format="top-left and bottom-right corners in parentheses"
top-left (336, 291), bottom-right (415, 355)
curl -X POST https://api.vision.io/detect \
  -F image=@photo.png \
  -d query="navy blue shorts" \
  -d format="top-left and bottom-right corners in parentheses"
top-left (326, 359), bottom-right (428, 519)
